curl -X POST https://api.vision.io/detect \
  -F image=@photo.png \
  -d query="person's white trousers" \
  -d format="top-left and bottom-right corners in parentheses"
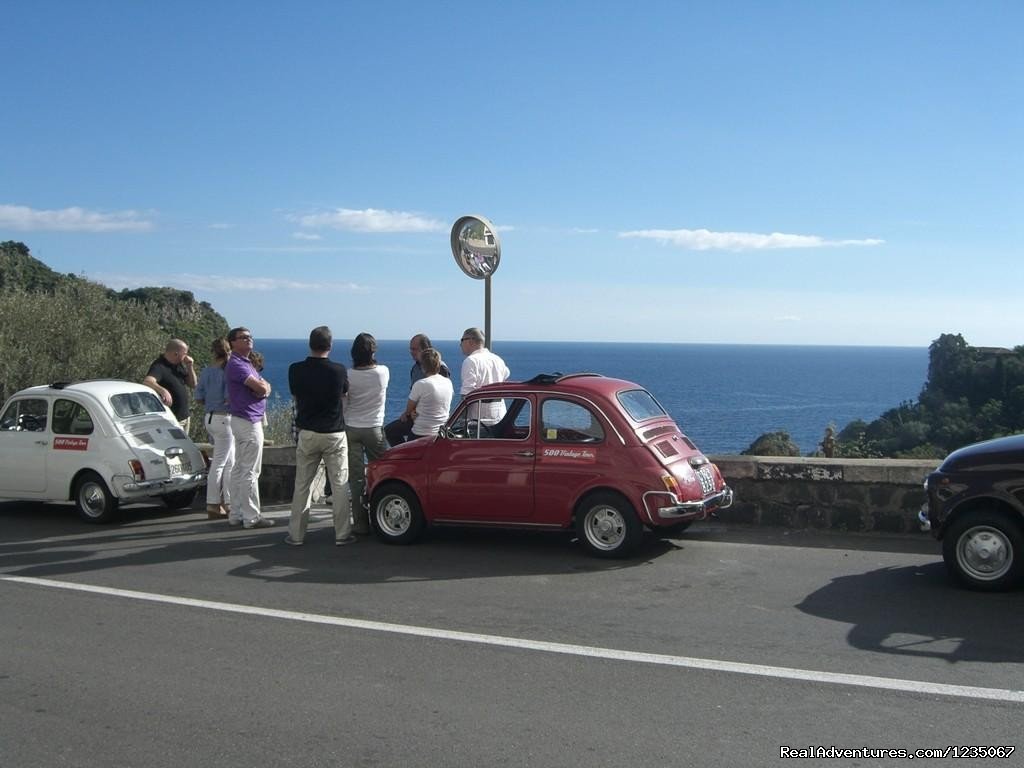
top-left (229, 417), bottom-right (264, 525)
top-left (204, 413), bottom-right (235, 507)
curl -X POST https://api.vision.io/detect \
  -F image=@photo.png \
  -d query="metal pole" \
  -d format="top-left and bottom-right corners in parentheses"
top-left (484, 276), bottom-right (492, 349)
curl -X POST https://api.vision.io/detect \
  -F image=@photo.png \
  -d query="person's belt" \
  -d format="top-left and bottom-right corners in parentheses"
top-left (208, 410), bottom-right (230, 415)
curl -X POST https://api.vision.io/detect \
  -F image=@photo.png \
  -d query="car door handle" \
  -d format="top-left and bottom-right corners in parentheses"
top-left (35, 440), bottom-right (49, 446)
top-left (513, 450), bottom-right (534, 457)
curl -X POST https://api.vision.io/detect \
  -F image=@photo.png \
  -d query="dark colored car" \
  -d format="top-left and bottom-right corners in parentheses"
top-left (921, 434), bottom-right (1024, 590)
top-left (366, 373), bottom-right (733, 558)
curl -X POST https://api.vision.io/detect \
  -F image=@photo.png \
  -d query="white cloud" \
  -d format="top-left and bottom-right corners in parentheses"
top-left (222, 244), bottom-right (430, 255)
top-left (93, 272), bottom-right (368, 294)
top-left (293, 207), bottom-right (444, 233)
top-left (292, 231), bottom-right (322, 241)
top-left (0, 204), bottom-right (154, 232)
top-left (618, 227), bottom-right (884, 251)
top-left (571, 227), bottom-right (599, 234)
top-left (208, 222), bottom-right (233, 230)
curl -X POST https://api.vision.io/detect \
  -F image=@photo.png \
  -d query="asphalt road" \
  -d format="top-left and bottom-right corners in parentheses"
top-left (1, 500), bottom-right (1021, 767)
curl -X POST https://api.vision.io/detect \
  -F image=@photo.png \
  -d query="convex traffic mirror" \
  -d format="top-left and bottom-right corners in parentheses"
top-left (451, 215), bottom-right (500, 279)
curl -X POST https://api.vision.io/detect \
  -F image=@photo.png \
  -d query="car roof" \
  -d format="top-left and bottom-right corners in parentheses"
top-left (15, 379), bottom-right (156, 401)
top-left (473, 372), bottom-right (646, 398)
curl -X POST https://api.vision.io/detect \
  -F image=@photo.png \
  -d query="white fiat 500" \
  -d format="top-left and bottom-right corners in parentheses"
top-left (0, 380), bottom-right (206, 522)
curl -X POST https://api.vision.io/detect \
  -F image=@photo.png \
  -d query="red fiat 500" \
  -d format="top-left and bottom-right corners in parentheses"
top-left (366, 373), bottom-right (733, 557)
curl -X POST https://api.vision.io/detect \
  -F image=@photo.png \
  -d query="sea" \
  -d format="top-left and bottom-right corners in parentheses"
top-left (254, 339), bottom-right (928, 456)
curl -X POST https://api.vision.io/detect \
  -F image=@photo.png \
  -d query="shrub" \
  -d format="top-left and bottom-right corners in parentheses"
top-left (0, 283), bottom-right (166, 401)
top-left (741, 431), bottom-right (800, 456)
top-left (263, 396), bottom-right (296, 446)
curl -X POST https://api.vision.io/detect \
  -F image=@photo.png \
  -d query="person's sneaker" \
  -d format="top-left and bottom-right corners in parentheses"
top-left (243, 518), bottom-right (276, 529)
top-left (283, 536), bottom-right (303, 546)
top-left (227, 519), bottom-right (243, 527)
top-left (335, 534), bottom-right (357, 546)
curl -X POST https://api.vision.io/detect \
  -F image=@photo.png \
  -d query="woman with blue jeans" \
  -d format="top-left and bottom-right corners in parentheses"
top-left (194, 337), bottom-right (234, 518)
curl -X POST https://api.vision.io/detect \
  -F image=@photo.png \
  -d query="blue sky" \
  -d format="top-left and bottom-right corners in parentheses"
top-left (3, 1), bottom-right (1021, 347)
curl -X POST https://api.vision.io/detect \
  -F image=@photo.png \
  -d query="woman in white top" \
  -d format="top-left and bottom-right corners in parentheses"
top-left (345, 332), bottom-right (390, 535)
top-left (404, 348), bottom-right (454, 438)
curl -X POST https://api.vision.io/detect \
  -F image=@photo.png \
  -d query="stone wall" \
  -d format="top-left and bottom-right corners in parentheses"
top-left (259, 445), bottom-right (308, 505)
top-left (256, 447), bottom-right (941, 535)
top-left (710, 455), bottom-right (940, 534)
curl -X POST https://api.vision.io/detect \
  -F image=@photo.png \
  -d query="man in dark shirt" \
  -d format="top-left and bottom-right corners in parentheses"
top-left (143, 339), bottom-right (196, 430)
top-left (286, 326), bottom-right (354, 546)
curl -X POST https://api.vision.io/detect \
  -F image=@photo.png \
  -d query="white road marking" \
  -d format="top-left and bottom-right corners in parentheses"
top-left (3, 574), bottom-right (1022, 704)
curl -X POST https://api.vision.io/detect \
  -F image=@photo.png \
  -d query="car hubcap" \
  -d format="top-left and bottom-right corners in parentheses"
top-left (957, 526), bottom-right (1012, 581)
top-left (80, 483), bottom-right (106, 517)
top-left (377, 495), bottom-right (411, 536)
top-left (585, 505), bottom-right (625, 551)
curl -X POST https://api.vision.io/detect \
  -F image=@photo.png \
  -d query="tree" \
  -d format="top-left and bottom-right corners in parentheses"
top-left (116, 287), bottom-right (229, 369)
top-left (0, 242), bottom-right (234, 440)
top-left (1, 240), bottom-right (76, 293)
top-left (923, 333), bottom-right (974, 406)
top-left (741, 431), bottom-right (800, 456)
top-left (0, 283), bottom-right (166, 401)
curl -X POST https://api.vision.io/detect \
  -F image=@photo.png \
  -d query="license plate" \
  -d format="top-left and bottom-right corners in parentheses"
top-left (167, 459), bottom-right (183, 478)
top-left (697, 466), bottom-right (715, 494)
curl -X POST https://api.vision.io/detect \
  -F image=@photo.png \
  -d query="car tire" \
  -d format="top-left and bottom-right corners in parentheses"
top-left (74, 472), bottom-right (120, 524)
top-left (942, 510), bottom-right (1024, 591)
top-left (371, 483), bottom-right (425, 545)
top-left (576, 491), bottom-right (643, 558)
top-left (163, 489), bottom-right (197, 510)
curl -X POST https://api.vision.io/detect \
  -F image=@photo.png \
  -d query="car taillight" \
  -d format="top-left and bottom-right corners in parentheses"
top-left (661, 474), bottom-right (682, 496)
top-left (129, 460), bottom-right (145, 481)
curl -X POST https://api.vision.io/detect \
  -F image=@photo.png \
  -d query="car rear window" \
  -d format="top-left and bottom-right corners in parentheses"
top-left (110, 391), bottom-right (166, 417)
top-left (616, 388), bottom-right (666, 422)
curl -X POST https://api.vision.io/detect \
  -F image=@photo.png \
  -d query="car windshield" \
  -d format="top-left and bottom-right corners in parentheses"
top-left (616, 388), bottom-right (666, 422)
top-left (110, 391), bottom-right (166, 417)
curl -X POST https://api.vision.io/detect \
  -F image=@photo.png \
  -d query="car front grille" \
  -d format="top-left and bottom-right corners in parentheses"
top-left (697, 466), bottom-right (715, 495)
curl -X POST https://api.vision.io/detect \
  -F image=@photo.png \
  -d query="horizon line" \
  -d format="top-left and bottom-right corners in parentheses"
top-left (253, 338), bottom-right (934, 349)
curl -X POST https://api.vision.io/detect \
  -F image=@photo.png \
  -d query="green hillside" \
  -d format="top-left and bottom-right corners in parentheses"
top-left (0, 240), bottom-right (229, 403)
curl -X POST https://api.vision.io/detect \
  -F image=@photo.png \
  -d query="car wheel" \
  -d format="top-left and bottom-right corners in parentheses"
top-left (942, 510), bottom-right (1024, 591)
top-left (74, 472), bottom-right (120, 524)
top-left (371, 484), bottom-right (425, 545)
top-left (163, 489), bottom-right (197, 510)
top-left (576, 492), bottom-right (643, 558)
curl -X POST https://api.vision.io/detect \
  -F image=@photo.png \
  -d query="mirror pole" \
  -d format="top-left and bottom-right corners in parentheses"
top-left (484, 276), bottom-right (492, 350)
top-left (450, 215), bottom-right (500, 351)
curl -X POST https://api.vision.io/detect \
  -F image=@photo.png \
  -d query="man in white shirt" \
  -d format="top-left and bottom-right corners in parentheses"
top-left (459, 327), bottom-right (510, 426)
